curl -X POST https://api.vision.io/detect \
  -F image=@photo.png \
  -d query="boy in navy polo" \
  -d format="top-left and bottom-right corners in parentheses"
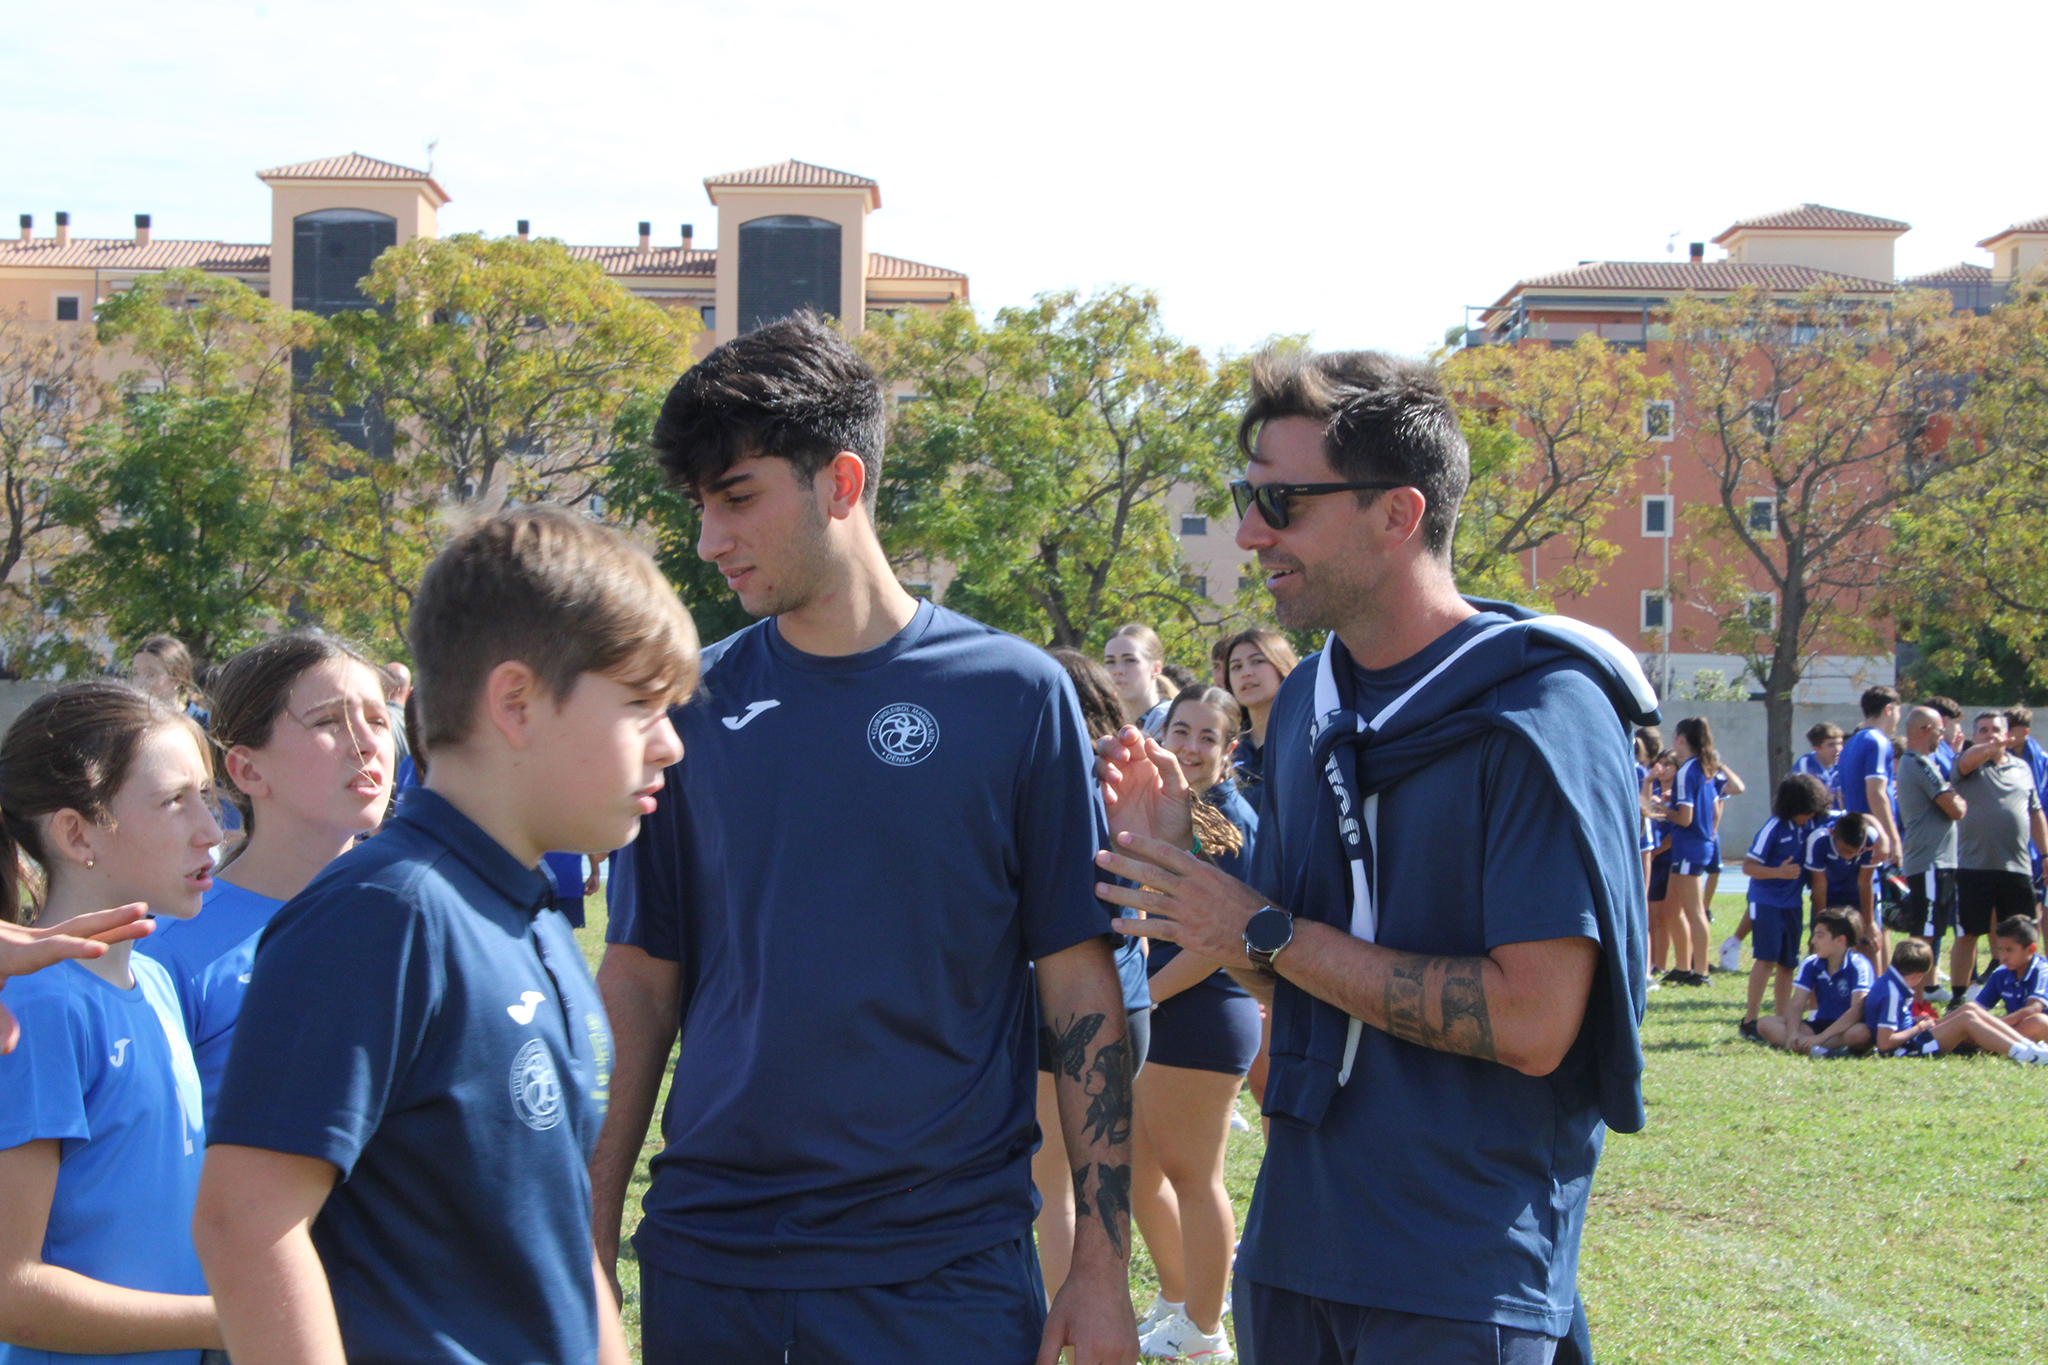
top-left (1865, 936), bottom-right (2048, 1062)
top-left (193, 508), bottom-right (698, 1365)
top-left (1806, 811), bottom-right (1878, 970)
top-left (1974, 916), bottom-right (2048, 1043)
top-left (1739, 775), bottom-right (1830, 1042)
top-left (1759, 910), bottom-right (1873, 1056)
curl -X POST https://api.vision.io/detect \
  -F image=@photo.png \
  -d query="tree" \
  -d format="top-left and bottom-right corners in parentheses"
top-left (860, 290), bottom-right (1247, 652)
top-left (52, 271), bottom-right (316, 664)
top-left (1441, 333), bottom-right (1666, 607)
top-left (322, 234), bottom-right (698, 505)
top-left (1665, 283), bottom-right (1985, 784)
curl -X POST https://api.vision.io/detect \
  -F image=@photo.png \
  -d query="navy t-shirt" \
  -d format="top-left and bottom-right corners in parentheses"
top-left (1974, 957), bottom-right (2048, 1015)
top-left (1668, 758), bottom-right (1717, 860)
top-left (210, 789), bottom-right (613, 1365)
top-left (1794, 950), bottom-right (1873, 1026)
top-left (607, 602), bottom-right (1117, 1289)
top-left (1237, 615), bottom-right (1604, 1337)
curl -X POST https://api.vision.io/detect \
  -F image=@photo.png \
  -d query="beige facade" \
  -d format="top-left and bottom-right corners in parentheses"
top-left (1979, 215), bottom-right (2048, 282)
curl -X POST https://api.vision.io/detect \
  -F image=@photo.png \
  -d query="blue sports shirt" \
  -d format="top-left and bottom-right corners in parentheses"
top-left (137, 875), bottom-right (283, 1010)
top-left (1973, 956), bottom-right (2048, 1015)
top-left (0, 955), bottom-right (206, 1365)
top-left (1794, 950), bottom-right (1874, 1026)
top-left (1863, 966), bottom-right (1917, 1037)
top-left (1744, 817), bottom-right (1808, 911)
top-left (607, 602), bottom-right (1117, 1290)
top-left (1837, 727), bottom-right (1894, 818)
top-left (210, 789), bottom-right (613, 1365)
top-left (1793, 751), bottom-right (1840, 803)
top-left (154, 881), bottom-right (282, 1123)
top-left (1668, 758), bottom-right (1717, 859)
top-left (1805, 820), bottom-right (1874, 908)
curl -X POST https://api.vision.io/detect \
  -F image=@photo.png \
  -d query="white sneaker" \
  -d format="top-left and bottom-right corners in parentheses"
top-left (1228, 1109), bottom-right (1251, 1132)
top-left (2009, 1044), bottom-right (2048, 1066)
top-left (1136, 1298), bottom-right (1183, 1334)
top-left (1141, 1309), bottom-right (1234, 1360)
top-left (1718, 937), bottom-right (1742, 972)
top-left (1925, 984), bottom-right (1953, 1005)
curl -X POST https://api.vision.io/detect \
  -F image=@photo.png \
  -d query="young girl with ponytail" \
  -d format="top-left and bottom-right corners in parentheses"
top-left (0, 681), bottom-right (225, 1363)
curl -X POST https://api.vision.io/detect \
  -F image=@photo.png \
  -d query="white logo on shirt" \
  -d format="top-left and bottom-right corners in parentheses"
top-left (721, 700), bottom-right (781, 731)
top-left (237, 973), bottom-right (252, 984)
top-left (507, 991), bottom-right (546, 1025)
top-left (868, 703), bottom-right (940, 767)
top-left (509, 1037), bottom-right (563, 1131)
top-left (108, 1038), bottom-right (131, 1067)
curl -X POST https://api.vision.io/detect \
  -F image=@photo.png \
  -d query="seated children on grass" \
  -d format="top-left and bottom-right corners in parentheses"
top-left (1739, 774), bottom-right (1832, 1041)
top-left (1863, 936), bottom-right (2048, 1064)
top-left (1807, 810), bottom-right (1880, 971)
top-left (1972, 916), bottom-right (2048, 1043)
top-left (1758, 909), bottom-right (1874, 1056)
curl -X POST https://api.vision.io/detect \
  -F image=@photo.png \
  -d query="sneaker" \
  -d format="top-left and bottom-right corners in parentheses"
top-left (1142, 1310), bottom-right (1234, 1360)
top-left (1738, 1018), bottom-right (1762, 1043)
top-left (1228, 1110), bottom-right (1251, 1133)
top-left (1810, 1045), bottom-right (1848, 1059)
top-left (1925, 984), bottom-right (1952, 1005)
top-left (2009, 1045), bottom-right (2048, 1067)
top-left (1137, 1298), bottom-right (1183, 1335)
top-left (1718, 937), bottom-right (1743, 972)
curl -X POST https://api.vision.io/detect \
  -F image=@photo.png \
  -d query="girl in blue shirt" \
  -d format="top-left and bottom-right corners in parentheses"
top-left (1664, 717), bottom-right (1723, 985)
top-left (0, 680), bottom-right (225, 1364)
top-left (141, 633), bottom-right (397, 1124)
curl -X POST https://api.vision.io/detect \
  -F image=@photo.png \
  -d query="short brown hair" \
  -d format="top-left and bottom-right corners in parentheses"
top-left (1236, 348), bottom-right (1468, 557)
top-left (408, 507), bottom-right (700, 751)
top-left (2004, 705), bottom-right (2033, 732)
top-left (1813, 908), bottom-right (1858, 946)
top-left (1806, 722), bottom-right (1843, 747)
top-left (1890, 937), bottom-right (1934, 975)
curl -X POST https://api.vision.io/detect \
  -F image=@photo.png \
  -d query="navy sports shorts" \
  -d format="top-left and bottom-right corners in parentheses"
top-left (1886, 1034), bottom-right (1942, 1058)
top-left (1648, 850), bottom-right (1672, 901)
top-left (1749, 902), bottom-right (1801, 969)
top-left (640, 1236), bottom-right (1046, 1365)
top-left (1146, 987), bottom-right (1261, 1076)
top-left (1670, 853), bottom-right (1714, 878)
top-left (1235, 1274), bottom-right (1558, 1365)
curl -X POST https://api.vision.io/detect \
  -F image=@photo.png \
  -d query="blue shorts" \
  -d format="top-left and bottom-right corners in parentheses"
top-left (1750, 902), bottom-right (1801, 968)
top-left (1670, 852), bottom-right (1714, 878)
top-left (1648, 850), bottom-right (1672, 901)
top-left (1146, 987), bottom-right (1261, 1076)
top-left (639, 1236), bottom-right (1045, 1365)
top-left (1236, 1275), bottom-right (1558, 1365)
top-left (1886, 1034), bottom-right (1942, 1058)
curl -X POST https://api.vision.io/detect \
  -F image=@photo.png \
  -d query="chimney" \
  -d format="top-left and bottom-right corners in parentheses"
top-left (517, 219), bottom-right (530, 243)
top-left (638, 221), bottom-right (652, 251)
top-left (681, 223), bottom-right (695, 251)
top-left (55, 212), bottom-right (69, 246)
top-left (1689, 242), bottom-right (1705, 263)
top-left (135, 213), bottom-right (151, 245)
top-left (17, 214), bottom-right (29, 245)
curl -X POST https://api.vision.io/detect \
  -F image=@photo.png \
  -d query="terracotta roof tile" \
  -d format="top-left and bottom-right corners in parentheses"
top-left (704, 160), bottom-right (880, 208)
top-left (1978, 214), bottom-right (2048, 247)
top-left (258, 153), bottom-right (433, 181)
top-left (566, 245), bottom-right (715, 277)
top-left (1712, 203), bottom-right (1909, 243)
top-left (866, 252), bottom-right (965, 281)
top-left (0, 236), bottom-right (270, 272)
top-left (1510, 261), bottom-right (1896, 294)
top-left (1902, 262), bottom-right (1992, 284)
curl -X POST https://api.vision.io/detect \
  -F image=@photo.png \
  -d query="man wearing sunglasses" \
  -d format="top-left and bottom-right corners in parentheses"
top-left (1096, 349), bottom-right (1653, 1365)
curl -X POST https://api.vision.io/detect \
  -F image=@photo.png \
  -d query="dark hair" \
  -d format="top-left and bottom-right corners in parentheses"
top-left (1237, 348), bottom-right (1468, 557)
top-left (1977, 710), bottom-right (2008, 731)
top-left (0, 681), bottom-right (202, 924)
top-left (1994, 916), bottom-right (2039, 948)
top-left (209, 632), bottom-right (379, 833)
top-left (1860, 685), bottom-right (1901, 718)
top-left (1675, 716), bottom-right (1719, 777)
top-left (1891, 937), bottom-right (1934, 975)
top-left (1046, 648), bottom-right (1124, 743)
top-left (1813, 907), bottom-right (1858, 945)
top-left (2004, 705), bottom-right (2034, 732)
top-left (409, 507), bottom-right (700, 751)
top-left (1161, 662), bottom-right (1198, 693)
top-left (1634, 726), bottom-right (1664, 765)
top-left (651, 313), bottom-right (886, 509)
top-left (1219, 628), bottom-right (1300, 692)
top-left (1925, 696), bottom-right (1962, 721)
top-left (1775, 774), bottom-right (1831, 821)
top-left (1162, 684), bottom-right (1246, 855)
top-left (1832, 810), bottom-right (1870, 851)
top-left (1806, 722), bottom-right (1843, 747)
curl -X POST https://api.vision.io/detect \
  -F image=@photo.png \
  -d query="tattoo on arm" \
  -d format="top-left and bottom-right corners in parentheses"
top-left (1092, 1162), bottom-right (1131, 1259)
top-left (1071, 1167), bottom-right (1090, 1221)
top-left (1082, 1038), bottom-right (1132, 1146)
top-left (1038, 1012), bottom-right (1104, 1082)
top-left (1379, 956), bottom-right (1497, 1062)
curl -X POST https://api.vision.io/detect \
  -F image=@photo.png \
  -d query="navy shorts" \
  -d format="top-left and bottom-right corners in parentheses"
top-left (1749, 902), bottom-right (1800, 969)
top-left (640, 1236), bottom-right (1046, 1365)
top-left (1146, 987), bottom-right (1261, 1076)
top-left (1648, 850), bottom-right (1672, 901)
top-left (1886, 1034), bottom-right (1942, 1058)
top-left (1669, 851), bottom-right (1714, 878)
top-left (1235, 1275), bottom-right (1558, 1365)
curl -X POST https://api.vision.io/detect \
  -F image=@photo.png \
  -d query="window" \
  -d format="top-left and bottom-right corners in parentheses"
top-left (1747, 400), bottom-right (1778, 440)
top-left (737, 215), bottom-right (841, 334)
top-left (54, 296), bottom-right (81, 322)
top-left (1643, 400), bottom-right (1675, 442)
top-left (587, 494), bottom-right (606, 517)
top-left (1744, 593), bottom-right (1777, 630)
top-left (1191, 576), bottom-right (1209, 599)
top-left (293, 209), bottom-right (397, 316)
top-left (1641, 495), bottom-right (1672, 537)
top-left (1238, 573), bottom-right (1256, 594)
top-left (1180, 515), bottom-right (1208, 536)
top-left (699, 305), bottom-right (715, 329)
top-left (1640, 591), bottom-right (1667, 632)
top-left (1747, 497), bottom-right (1776, 536)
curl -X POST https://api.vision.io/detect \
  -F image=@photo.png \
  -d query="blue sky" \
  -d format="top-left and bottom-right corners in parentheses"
top-left (7, 0), bottom-right (2040, 358)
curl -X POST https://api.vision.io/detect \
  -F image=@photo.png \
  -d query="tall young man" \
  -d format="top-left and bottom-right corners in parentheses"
top-left (1094, 349), bottom-right (1652, 1364)
top-left (1837, 686), bottom-right (1904, 863)
top-left (593, 316), bottom-right (1138, 1365)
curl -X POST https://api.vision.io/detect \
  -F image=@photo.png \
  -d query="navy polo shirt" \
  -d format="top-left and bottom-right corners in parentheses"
top-left (1794, 950), bottom-right (1874, 1027)
top-left (1864, 966), bottom-right (1916, 1037)
top-left (1745, 817), bottom-right (1808, 912)
top-left (1237, 618), bottom-right (1605, 1337)
top-left (608, 602), bottom-right (1116, 1290)
top-left (1974, 957), bottom-right (2048, 1015)
top-left (211, 789), bottom-right (613, 1365)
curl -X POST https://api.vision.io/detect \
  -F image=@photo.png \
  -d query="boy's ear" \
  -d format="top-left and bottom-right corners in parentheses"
top-left (822, 451), bottom-right (867, 520)
top-left (481, 660), bottom-right (546, 752)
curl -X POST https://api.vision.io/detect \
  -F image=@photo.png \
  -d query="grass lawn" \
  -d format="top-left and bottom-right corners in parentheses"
top-left (577, 892), bottom-right (2047, 1363)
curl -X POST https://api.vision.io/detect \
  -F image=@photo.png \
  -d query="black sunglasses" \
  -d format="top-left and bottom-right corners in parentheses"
top-left (1230, 480), bottom-right (1400, 529)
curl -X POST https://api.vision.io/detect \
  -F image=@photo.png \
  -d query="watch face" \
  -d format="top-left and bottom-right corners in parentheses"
top-left (1245, 908), bottom-right (1291, 954)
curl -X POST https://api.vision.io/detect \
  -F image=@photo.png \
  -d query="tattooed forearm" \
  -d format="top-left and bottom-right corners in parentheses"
top-left (1082, 1038), bottom-right (1132, 1146)
top-left (1092, 1162), bottom-right (1131, 1260)
top-left (1378, 955), bottom-right (1497, 1062)
top-left (1038, 1012), bottom-right (1104, 1082)
top-left (1071, 1167), bottom-right (1091, 1220)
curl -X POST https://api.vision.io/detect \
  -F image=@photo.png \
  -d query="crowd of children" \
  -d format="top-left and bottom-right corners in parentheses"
top-left (1636, 684), bottom-right (2048, 1065)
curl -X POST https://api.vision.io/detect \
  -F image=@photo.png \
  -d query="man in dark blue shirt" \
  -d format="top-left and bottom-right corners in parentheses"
top-left (194, 508), bottom-right (700, 1365)
top-left (1095, 349), bottom-right (1650, 1365)
top-left (592, 316), bottom-right (1139, 1365)
top-left (1838, 685), bottom-right (1903, 863)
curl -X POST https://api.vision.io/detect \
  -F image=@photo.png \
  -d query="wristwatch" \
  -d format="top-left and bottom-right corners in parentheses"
top-left (1243, 906), bottom-right (1295, 971)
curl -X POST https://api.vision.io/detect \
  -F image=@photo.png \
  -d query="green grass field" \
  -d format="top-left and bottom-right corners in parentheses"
top-left (576, 893), bottom-right (2048, 1363)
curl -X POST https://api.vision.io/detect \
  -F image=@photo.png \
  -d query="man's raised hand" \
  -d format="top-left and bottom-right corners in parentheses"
top-left (1095, 726), bottom-right (1195, 852)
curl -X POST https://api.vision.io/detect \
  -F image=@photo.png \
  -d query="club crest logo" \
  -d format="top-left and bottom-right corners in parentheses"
top-left (509, 1037), bottom-right (563, 1131)
top-left (867, 702), bottom-right (940, 767)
